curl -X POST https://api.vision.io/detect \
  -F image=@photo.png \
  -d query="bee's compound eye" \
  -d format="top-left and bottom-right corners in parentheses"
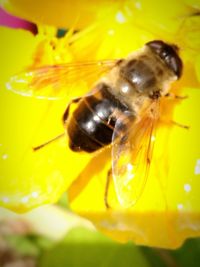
top-left (146, 40), bottom-right (183, 79)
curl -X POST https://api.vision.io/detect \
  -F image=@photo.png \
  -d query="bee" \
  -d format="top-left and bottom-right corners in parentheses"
top-left (7, 40), bottom-right (183, 208)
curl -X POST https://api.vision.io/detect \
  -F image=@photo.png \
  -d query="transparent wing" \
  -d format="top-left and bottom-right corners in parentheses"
top-left (112, 100), bottom-right (160, 208)
top-left (6, 60), bottom-right (117, 100)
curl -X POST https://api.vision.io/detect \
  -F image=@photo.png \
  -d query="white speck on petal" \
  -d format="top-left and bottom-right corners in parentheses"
top-left (6, 81), bottom-right (12, 90)
top-left (151, 136), bottom-right (156, 142)
top-left (184, 184), bottom-right (191, 192)
top-left (2, 154), bottom-right (8, 160)
top-left (127, 163), bottom-right (133, 172)
top-left (177, 203), bottom-right (184, 210)
top-left (32, 192), bottom-right (39, 198)
top-left (194, 159), bottom-right (200, 175)
top-left (116, 11), bottom-right (126, 23)
top-left (21, 196), bottom-right (29, 203)
top-left (2, 197), bottom-right (9, 203)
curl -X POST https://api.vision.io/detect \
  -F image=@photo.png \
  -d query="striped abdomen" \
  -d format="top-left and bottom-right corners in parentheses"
top-left (67, 83), bottom-right (128, 152)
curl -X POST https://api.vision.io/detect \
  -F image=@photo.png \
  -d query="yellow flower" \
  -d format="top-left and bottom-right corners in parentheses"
top-left (1, 0), bottom-right (200, 248)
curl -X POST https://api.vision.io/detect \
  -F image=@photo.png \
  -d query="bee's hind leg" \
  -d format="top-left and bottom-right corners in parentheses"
top-left (104, 168), bottom-right (112, 209)
top-left (33, 97), bottom-right (82, 151)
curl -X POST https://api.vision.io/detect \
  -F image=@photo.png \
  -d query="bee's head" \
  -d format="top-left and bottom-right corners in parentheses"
top-left (146, 40), bottom-right (183, 79)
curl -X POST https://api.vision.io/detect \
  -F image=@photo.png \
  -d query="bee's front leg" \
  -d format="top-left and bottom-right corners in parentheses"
top-left (164, 92), bottom-right (188, 100)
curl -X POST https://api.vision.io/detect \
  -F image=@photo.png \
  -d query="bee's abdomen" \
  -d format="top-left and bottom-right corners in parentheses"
top-left (67, 83), bottom-right (128, 152)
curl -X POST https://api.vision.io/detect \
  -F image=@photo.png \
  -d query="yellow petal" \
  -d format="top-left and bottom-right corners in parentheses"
top-left (183, 0), bottom-right (200, 9)
top-left (2, 0), bottom-right (120, 29)
top-left (2, 0), bottom-right (197, 31)
top-left (1, 0), bottom-right (200, 249)
top-left (0, 27), bottom-right (93, 212)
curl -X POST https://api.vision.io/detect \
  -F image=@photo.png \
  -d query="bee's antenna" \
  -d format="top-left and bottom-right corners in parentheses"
top-left (33, 133), bottom-right (65, 151)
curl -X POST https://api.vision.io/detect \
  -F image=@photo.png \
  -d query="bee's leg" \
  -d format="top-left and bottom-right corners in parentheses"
top-left (164, 93), bottom-right (188, 100)
top-left (33, 133), bottom-right (65, 151)
top-left (62, 97), bottom-right (82, 124)
top-left (34, 97), bottom-right (82, 151)
top-left (160, 119), bottom-right (189, 130)
top-left (163, 93), bottom-right (189, 129)
top-left (170, 120), bottom-right (190, 129)
top-left (104, 168), bottom-right (112, 209)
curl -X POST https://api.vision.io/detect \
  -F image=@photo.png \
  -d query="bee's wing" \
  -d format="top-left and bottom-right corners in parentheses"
top-left (6, 60), bottom-right (117, 100)
top-left (112, 100), bottom-right (160, 208)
